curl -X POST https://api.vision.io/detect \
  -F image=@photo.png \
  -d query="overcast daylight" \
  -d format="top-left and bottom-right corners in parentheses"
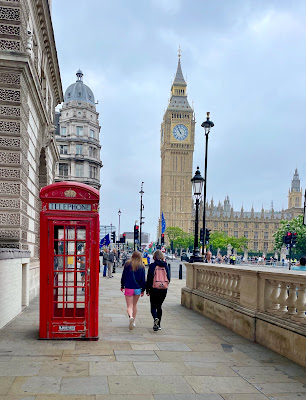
top-left (52, 0), bottom-right (306, 241)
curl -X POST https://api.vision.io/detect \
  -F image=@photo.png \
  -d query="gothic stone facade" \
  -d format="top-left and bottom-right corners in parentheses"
top-left (159, 55), bottom-right (195, 237)
top-left (0, 0), bottom-right (62, 300)
top-left (200, 170), bottom-right (303, 254)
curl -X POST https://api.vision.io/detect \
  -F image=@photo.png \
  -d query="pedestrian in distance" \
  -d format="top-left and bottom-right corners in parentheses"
top-left (107, 248), bottom-right (114, 278)
top-left (146, 250), bottom-right (170, 331)
top-left (121, 251), bottom-right (146, 330)
top-left (291, 256), bottom-right (306, 271)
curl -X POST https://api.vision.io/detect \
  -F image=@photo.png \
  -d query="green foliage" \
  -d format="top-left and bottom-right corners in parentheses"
top-left (210, 231), bottom-right (248, 252)
top-left (273, 215), bottom-right (306, 254)
top-left (165, 227), bottom-right (193, 250)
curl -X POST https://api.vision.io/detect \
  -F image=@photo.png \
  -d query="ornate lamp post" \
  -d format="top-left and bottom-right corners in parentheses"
top-left (201, 112), bottom-right (214, 252)
top-left (190, 167), bottom-right (204, 263)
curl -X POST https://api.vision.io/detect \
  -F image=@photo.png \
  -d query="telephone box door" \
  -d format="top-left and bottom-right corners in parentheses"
top-left (49, 219), bottom-right (91, 338)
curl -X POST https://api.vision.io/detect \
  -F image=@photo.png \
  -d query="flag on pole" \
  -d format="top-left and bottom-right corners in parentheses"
top-left (100, 233), bottom-right (110, 248)
top-left (161, 212), bottom-right (166, 234)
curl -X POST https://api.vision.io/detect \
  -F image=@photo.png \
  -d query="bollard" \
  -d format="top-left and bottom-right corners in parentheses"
top-left (167, 263), bottom-right (171, 279)
top-left (179, 264), bottom-right (182, 279)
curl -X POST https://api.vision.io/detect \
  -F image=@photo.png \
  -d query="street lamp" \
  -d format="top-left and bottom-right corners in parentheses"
top-left (190, 167), bottom-right (204, 263)
top-left (201, 112), bottom-right (214, 254)
top-left (139, 182), bottom-right (144, 250)
top-left (118, 209), bottom-right (121, 250)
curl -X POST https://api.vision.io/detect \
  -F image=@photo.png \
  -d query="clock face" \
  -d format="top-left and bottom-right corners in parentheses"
top-left (173, 124), bottom-right (188, 141)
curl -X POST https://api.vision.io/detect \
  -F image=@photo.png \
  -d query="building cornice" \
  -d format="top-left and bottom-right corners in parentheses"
top-left (36, 0), bottom-right (63, 104)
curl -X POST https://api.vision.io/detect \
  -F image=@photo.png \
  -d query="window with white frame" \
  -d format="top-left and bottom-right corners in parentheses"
top-left (254, 231), bottom-right (258, 239)
top-left (234, 231), bottom-right (238, 238)
top-left (59, 145), bottom-right (68, 155)
top-left (90, 129), bottom-right (94, 139)
top-left (76, 144), bottom-right (83, 155)
top-left (59, 163), bottom-right (68, 177)
top-left (264, 232), bottom-right (269, 239)
top-left (89, 165), bottom-right (97, 179)
top-left (76, 164), bottom-right (83, 177)
top-left (76, 126), bottom-right (83, 136)
top-left (61, 127), bottom-right (67, 136)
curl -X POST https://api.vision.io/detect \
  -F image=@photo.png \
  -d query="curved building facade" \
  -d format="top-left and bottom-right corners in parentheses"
top-left (55, 70), bottom-right (102, 190)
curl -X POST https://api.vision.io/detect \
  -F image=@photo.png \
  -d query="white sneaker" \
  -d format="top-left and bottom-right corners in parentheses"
top-left (129, 316), bottom-right (134, 330)
top-left (133, 321), bottom-right (137, 327)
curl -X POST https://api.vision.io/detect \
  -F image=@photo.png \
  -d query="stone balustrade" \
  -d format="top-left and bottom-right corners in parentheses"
top-left (182, 263), bottom-right (306, 367)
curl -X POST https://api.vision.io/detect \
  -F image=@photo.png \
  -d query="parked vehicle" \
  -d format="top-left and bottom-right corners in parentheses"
top-left (165, 253), bottom-right (176, 260)
top-left (181, 252), bottom-right (191, 262)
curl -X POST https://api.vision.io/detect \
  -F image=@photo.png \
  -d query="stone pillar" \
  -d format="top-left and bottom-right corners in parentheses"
top-left (227, 244), bottom-right (232, 257)
top-left (281, 245), bottom-right (287, 262)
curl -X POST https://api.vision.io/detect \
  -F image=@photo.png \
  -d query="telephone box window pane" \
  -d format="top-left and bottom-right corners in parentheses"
top-left (77, 241), bottom-right (85, 254)
top-left (65, 256), bottom-right (75, 270)
top-left (66, 242), bottom-right (75, 255)
top-left (54, 272), bottom-right (63, 287)
top-left (66, 227), bottom-right (75, 240)
top-left (65, 271), bottom-right (74, 286)
top-left (54, 256), bottom-right (63, 270)
top-left (77, 256), bottom-right (85, 271)
top-left (77, 271), bottom-right (84, 286)
top-left (77, 228), bottom-right (86, 240)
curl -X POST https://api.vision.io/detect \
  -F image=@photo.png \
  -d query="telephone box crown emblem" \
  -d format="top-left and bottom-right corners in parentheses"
top-left (64, 189), bottom-right (76, 198)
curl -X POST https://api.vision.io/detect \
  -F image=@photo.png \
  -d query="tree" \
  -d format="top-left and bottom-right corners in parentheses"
top-left (209, 231), bottom-right (248, 253)
top-left (273, 215), bottom-right (306, 254)
top-left (165, 227), bottom-right (184, 242)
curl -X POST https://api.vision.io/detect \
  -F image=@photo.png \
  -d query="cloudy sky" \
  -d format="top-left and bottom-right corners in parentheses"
top-left (52, 0), bottom-right (306, 241)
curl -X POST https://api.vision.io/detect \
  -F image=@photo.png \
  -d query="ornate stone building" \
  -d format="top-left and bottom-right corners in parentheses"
top-left (54, 70), bottom-right (102, 190)
top-left (159, 53), bottom-right (195, 237)
top-left (0, 0), bottom-right (63, 300)
top-left (202, 170), bottom-right (303, 254)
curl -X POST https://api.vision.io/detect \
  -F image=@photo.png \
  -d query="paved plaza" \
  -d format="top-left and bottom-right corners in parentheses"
top-left (0, 271), bottom-right (306, 399)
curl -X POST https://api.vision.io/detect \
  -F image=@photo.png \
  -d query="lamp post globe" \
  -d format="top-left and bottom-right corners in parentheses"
top-left (190, 167), bottom-right (204, 263)
top-left (201, 112), bottom-right (214, 256)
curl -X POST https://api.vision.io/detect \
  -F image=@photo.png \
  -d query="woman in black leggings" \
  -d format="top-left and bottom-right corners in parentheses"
top-left (146, 250), bottom-right (170, 331)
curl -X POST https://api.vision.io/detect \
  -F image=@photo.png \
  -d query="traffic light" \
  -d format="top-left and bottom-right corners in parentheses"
top-left (161, 233), bottom-right (165, 245)
top-left (284, 232), bottom-right (292, 246)
top-left (111, 231), bottom-right (116, 242)
top-left (200, 228), bottom-right (204, 244)
top-left (134, 225), bottom-right (139, 241)
top-left (122, 233), bottom-right (126, 243)
top-left (205, 228), bottom-right (211, 244)
top-left (292, 232), bottom-right (297, 247)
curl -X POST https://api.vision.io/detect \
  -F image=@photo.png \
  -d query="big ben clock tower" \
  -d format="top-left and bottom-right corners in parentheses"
top-left (159, 52), bottom-right (195, 237)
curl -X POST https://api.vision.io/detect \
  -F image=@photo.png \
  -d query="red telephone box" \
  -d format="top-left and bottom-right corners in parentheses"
top-left (39, 182), bottom-right (99, 340)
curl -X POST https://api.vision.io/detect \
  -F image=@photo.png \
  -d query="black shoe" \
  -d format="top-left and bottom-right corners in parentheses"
top-left (153, 318), bottom-right (159, 331)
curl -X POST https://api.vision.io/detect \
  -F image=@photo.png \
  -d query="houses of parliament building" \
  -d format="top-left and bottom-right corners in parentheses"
top-left (202, 168), bottom-right (303, 253)
top-left (159, 54), bottom-right (303, 254)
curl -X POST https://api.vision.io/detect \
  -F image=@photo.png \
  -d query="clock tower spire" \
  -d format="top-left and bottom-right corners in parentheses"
top-left (159, 52), bottom-right (195, 239)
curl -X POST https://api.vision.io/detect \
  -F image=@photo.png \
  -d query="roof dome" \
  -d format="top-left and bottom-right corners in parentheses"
top-left (64, 70), bottom-right (95, 105)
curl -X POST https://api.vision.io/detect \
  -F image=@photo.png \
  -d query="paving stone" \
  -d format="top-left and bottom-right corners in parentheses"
top-left (184, 376), bottom-right (258, 394)
top-left (133, 361), bottom-right (191, 376)
top-left (36, 396), bottom-right (95, 400)
top-left (155, 351), bottom-right (242, 365)
top-left (108, 375), bottom-right (194, 395)
top-left (114, 350), bottom-right (159, 362)
top-left (156, 343), bottom-right (192, 351)
top-left (90, 361), bottom-right (136, 376)
top-left (0, 361), bottom-right (42, 376)
top-left (153, 395), bottom-right (224, 400)
top-left (274, 364), bottom-right (306, 376)
top-left (0, 377), bottom-right (15, 395)
top-left (0, 396), bottom-right (36, 400)
top-left (253, 382), bottom-right (306, 394)
top-left (220, 395), bottom-right (269, 400)
top-left (263, 394), bottom-right (306, 400)
top-left (95, 395), bottom-right (154, 400)
top-left (131, 343), bottom-right (159, 351)
top-left (60, 376), bottom-right (109, 395)
top-left (61, 355), bottom-right (115, 362)
top-left (38, 361), bottom-right (89, 376)
top-left (9, 376), bottom-right (61, 395)
top-left (184, 362), bottom-right (238, 376)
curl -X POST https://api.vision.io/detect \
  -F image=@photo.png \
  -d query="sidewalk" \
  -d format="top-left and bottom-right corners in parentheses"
top-left (0, 272), bottom-right (306, 399)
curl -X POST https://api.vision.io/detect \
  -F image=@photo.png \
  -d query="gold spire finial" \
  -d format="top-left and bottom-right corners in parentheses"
top-left (178, 46), bottom-right (181, 59)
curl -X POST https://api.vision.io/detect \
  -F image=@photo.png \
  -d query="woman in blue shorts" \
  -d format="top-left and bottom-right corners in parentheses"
top-left (121, 251), bottom-right (146, 330)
